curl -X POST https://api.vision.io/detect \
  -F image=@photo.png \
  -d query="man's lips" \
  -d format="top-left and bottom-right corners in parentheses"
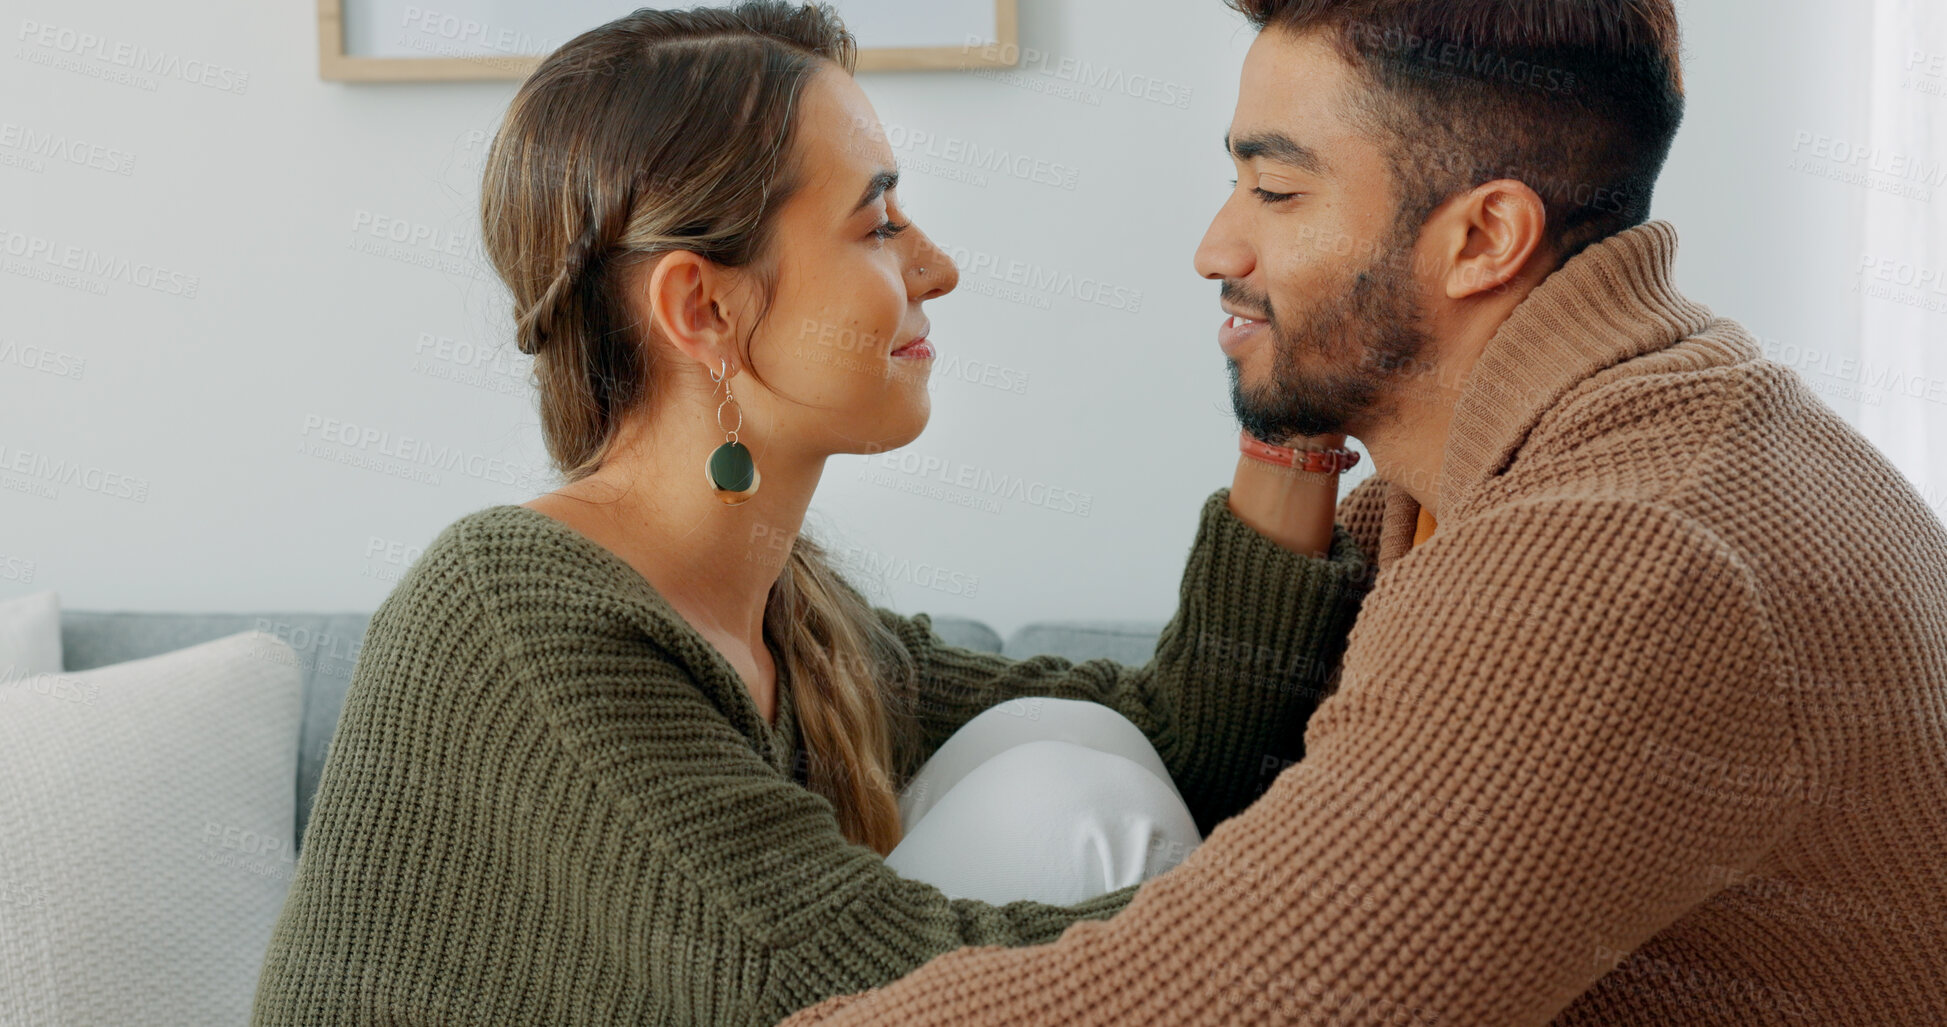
top-left (1218, 310), bottom-right (1269, 357)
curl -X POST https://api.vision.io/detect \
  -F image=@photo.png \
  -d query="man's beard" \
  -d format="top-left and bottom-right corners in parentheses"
top-left (1226, 220), bottom-right (1432, 441)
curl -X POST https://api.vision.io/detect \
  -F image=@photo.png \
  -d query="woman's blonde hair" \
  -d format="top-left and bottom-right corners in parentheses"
top-left (479, 1), bottom-right (920, 856)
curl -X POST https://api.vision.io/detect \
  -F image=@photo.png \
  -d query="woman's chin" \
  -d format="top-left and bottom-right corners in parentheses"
top-left (851, 410), bottom-right (929, 456)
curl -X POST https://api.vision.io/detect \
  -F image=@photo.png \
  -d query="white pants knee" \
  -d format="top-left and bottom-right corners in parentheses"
top-left (882, 697), bottom-right (1203, 906)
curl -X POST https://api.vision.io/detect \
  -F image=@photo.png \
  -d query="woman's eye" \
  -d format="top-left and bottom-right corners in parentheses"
top-left (872, 220), bottom-right (911, 241)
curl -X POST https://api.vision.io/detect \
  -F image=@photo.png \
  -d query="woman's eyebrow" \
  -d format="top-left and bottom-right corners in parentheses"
top-left (853, 170), bottom-right (899, 213)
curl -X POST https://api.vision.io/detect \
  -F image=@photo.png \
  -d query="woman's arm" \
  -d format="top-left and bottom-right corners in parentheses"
top-left (455, 513), bottom-right (1149, 1027)
top-left (869, 464), bottom-right (1371, 836)
top-left (516, 647), bottom-right (1143, 1022)
top-left (1225, 433), bottom-right (1349, 558)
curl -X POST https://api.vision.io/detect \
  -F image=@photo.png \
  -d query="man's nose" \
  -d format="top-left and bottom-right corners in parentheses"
top-left (1195, 201), bottom-right (1254, 282)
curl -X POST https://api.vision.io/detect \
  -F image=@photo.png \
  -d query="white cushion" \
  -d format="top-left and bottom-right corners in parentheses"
top-left (0, 631), bottom-right (302, 1026)
top-left (0, 590), bottom-right (62, 682)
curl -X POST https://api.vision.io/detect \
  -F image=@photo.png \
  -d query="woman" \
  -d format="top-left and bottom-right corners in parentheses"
top-left (250, 4), bottom-right (1369, 1026)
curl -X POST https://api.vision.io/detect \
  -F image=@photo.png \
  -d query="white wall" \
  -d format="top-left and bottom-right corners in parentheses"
top-left (1659, 0), bottom-right (1873, 427)
top-left (0, 0), bottom-right (1877, 637)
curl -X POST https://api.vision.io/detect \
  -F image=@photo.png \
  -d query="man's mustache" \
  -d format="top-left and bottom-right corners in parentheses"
top-left (1219, 280), bottom-right (1277, 320)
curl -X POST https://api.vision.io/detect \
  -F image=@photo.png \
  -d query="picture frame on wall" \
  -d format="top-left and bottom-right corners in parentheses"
top-left (316, 0), bottom-right (1022, 80)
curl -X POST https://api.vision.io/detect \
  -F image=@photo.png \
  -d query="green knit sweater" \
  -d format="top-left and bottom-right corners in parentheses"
top-left (249, 488), bottom-right (1370, 1027)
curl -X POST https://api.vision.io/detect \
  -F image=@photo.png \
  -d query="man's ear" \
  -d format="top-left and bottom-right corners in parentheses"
top-left (644, 250), bottom-right (741, 370)
top-left (1430, 180), bottom-right (1548, 300)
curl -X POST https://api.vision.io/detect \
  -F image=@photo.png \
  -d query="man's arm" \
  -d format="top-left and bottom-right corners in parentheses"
top-left (779, 497), bottom-right (1802, 1026)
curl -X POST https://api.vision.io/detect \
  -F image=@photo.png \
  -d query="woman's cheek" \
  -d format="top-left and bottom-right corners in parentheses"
top-left (872, 272), bottom-right (907, 342)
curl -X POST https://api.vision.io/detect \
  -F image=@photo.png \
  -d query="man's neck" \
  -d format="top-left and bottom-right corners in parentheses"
top-left (1357, 271), bottom-right (1551, 520)
top-left (1359, 402), bottom-right (1456, 521)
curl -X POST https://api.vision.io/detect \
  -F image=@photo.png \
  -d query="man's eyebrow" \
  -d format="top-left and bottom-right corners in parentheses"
top-left (1224, 131), bottom-right (1328, 176)
top-left (854, 170), bottom-right (899, 213)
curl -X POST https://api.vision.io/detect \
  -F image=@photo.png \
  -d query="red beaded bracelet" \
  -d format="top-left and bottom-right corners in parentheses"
top-left (1238, 430), bottom-right (1361, 474)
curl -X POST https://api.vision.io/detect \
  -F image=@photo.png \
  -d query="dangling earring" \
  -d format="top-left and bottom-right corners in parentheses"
top-left (706, 359), bottom-right (760, 505)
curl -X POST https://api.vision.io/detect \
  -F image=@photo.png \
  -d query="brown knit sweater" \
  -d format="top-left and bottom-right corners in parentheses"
top-left (779, 221), bottom-right (1947, 1026)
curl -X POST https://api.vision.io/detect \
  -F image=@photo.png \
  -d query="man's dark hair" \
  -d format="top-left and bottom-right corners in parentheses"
top-left (1227, 0), bottom-right (1684, 265)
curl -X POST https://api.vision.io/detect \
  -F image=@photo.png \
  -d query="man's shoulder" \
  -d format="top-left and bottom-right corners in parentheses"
top-left (1387, 495), bottom-right (1764, 652)
top-left (1534, 317), bottom-right (1817, 457)
top-left (1499, 317), bottom-right (1830, 516)
top-left (1543, 318), bottom-right (1766, 436)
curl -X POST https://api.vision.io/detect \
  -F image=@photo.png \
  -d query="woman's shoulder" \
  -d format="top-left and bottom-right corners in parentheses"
top-left (391, 503), bottom-right (649, 603)
top-left (362, 504), bottom-right (646, 651)
top-left (373, 504), bottom-right (533, 613)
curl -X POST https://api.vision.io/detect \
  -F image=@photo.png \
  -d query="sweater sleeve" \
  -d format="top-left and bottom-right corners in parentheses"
top-left (498, 594), bottom-right (1150, 1019)
top-left (776, 498), bottom-right (1802, 1027)
top-left (869, 487), bottom-right (1371, 834)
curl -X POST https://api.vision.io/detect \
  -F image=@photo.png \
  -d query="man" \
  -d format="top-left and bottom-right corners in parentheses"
top-left (782, 1), bottom-right (1947, 1023)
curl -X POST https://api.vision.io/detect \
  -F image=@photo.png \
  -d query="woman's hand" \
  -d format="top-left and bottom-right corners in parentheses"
top-left (1226, 433), bottom-right (1346, 560)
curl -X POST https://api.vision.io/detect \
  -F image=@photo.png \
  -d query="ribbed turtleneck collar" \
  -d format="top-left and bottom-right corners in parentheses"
top-left (1373, 220), bottom-right (1716, 568)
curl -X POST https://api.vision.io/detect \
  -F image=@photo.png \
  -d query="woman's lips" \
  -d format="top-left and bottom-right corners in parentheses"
top-left (1218, 314), bottom-right (1268, 357)
top-left (890, 335), bottom-right (934, 360)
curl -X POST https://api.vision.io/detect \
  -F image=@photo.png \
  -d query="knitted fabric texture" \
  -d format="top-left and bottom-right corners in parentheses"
top-left (779, 220), bottom-right (1947, 1026)
top-left (248, 486), bottom-right (1372, 1026)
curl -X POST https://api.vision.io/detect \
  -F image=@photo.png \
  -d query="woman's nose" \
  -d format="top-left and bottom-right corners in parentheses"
top-left (910, 232), bottom-right (959, 300)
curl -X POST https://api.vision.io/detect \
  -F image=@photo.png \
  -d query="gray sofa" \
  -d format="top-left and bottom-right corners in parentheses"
top-left (57, 610), bottom-right (1166, 855)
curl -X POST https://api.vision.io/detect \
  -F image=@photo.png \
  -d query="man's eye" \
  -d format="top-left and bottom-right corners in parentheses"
top-left (1227, 179), bottom-right (1298, 203)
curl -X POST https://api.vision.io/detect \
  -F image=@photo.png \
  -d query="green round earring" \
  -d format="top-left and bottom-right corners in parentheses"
top-left (706, 360), bottom-right (760, 506)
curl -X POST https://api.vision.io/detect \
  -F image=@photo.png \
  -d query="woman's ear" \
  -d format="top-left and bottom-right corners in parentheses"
top-left (645, 251), bottom-right (739, 369)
